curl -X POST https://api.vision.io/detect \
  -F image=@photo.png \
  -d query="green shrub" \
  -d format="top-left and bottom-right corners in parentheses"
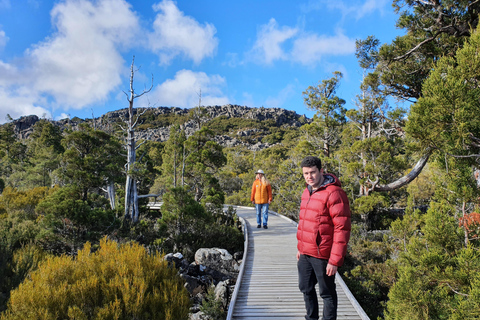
top-left (35, 185), bottom-right (119, 254)
top-left (156, 188), bottom-right (244, 260)
top-left (200, 286), bottom-right (226, 320)
top-left (1, 237), bottom-right (191, 320)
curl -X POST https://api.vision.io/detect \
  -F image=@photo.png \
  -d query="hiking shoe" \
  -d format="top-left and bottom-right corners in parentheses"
top-left (257, 225), bottom-right (261, 228)
top-left (263, 225), bottom-right (268, 229)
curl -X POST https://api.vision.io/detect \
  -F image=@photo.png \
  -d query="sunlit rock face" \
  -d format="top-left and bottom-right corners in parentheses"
top-left (9, 104), bottom-right (311, 151)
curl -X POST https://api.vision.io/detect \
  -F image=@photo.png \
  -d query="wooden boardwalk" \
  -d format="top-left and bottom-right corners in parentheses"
top-left (227, 206), bottom-right (369, 320)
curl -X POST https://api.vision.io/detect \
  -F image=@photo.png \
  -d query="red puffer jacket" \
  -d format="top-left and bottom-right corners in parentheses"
top-left (296, 173), bottom-right (351, 267)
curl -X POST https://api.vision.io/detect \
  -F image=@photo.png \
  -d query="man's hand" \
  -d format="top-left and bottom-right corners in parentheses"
top-left (326, 263), bottom-right (337, 276)
top-left (296, 251), bottom-right (300, 261)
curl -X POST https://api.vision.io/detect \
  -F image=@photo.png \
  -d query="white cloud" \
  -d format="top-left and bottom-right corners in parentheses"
top-left (356, 0), bottom-right (389, 18)
top-left (224, 52), bottom-right (241, 68)
top-left (248, 18), bottom-right (298, 65)
top-left (56, 113), bottom-right (70, 121)
top-left (291, 31), bottom-right (355, 65)
top-left (265, 83), bottom-right (296, 108)
top-left (0, 0), bottom-right (141, 123)
top-left (303, 0), bottom-right (389, 20)
top-left (148, 0), bottom-right (218, 65)
top-left (26, 0), bottom-right (140, 108)
top-left (0, 86), bottom-right (51, 124)
top-left (247, 18), bottom-right (355, 67)
top-left (0, 60), bottom-right (17, 87)
top-left (0, 30), bottom-right (7, 50)
top-left (241, 92), bottom-right (254, 108)
top-left (147, 69), bottom-right (229, 108)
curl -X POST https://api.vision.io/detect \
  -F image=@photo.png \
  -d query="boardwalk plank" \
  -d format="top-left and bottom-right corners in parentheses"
top-left (227, 206), bottom-right (369, 320)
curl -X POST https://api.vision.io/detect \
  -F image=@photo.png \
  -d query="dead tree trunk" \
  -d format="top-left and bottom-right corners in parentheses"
top-left (124, 113), bottom-right (138, 221)
top-left (123, 56), bottom-right (152, 223)
top-left (104, 180), bottom-right (116, 210)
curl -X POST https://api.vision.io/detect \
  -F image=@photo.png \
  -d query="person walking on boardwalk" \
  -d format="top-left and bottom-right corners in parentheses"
top-left (296, 156), bottom-right (351, 320)
top-left (250, 169), bottom-right (272, 229)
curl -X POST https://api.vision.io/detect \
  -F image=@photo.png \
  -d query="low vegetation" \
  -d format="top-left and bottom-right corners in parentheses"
top-left (1, 238), bottom-right (191, 320)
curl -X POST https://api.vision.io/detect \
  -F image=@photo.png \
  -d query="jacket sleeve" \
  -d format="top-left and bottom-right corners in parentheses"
top-left (327, 189), bottom-right (351, 267)
top-left (250, 182), bottom-right (256, 202)
top-left (267, 184), bottom-right (272, 202)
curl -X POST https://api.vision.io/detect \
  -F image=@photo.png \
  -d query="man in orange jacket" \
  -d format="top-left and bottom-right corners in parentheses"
top-left (250, 169), bottom-right (272, 229)
top-left (296, 156), bottom-right (351, 320)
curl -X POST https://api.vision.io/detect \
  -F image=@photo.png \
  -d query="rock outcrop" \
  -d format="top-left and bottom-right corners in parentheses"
top-left (164, 247), bottom-right (243, 319)
top-left (8, 104), bottom-right (311, 151)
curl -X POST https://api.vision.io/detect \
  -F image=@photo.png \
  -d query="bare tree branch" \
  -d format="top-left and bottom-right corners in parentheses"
top-left (392, 31), bottom-right (443, 61)
top-left (445, 282), bottom-right (469, 297)
top-left (132, 107), bottom-right (149, 129)
top-left (138, 194), bottom-right (161, 199)
top-left (373, 149), bottom-right (432, 192)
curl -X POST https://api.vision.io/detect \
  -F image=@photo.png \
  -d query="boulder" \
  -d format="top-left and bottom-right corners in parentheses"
top-left (214, 280), bottom-right (229, 308)
top-left (195, 248), bottom-right (240, 277)
top-left (181, 274), bottom-right (207, 296)
top-left (189, 311), bottom-right (205, 320)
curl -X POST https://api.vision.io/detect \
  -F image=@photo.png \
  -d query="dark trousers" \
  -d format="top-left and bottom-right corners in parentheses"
top-left (297, 254), bottom-right (337, 320)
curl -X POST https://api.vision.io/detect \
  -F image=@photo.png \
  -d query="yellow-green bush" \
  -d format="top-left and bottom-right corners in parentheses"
top-left (1, 237), bottom-right (190, 320)
top-left (0, 186), bottom-right (53, 217)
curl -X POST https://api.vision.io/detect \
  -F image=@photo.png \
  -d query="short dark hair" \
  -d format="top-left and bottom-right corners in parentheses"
top-left (301, 156), bottom-right (322, 171)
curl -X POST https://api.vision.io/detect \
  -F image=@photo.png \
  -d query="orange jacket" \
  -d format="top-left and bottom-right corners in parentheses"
top-left (251, 179), bottom-right (272, 204)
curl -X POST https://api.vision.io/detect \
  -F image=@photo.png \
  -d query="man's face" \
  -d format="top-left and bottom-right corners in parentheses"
top-left (302, 166), bottom-right (323, 189)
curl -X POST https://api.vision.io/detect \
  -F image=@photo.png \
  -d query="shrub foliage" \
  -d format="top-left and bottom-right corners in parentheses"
top-left (1, 237), bottom-right (191, 320)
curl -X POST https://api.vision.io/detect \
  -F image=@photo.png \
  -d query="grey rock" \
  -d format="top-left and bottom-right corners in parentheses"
top-left (214, 280), bottom-right (229, 308)
top-left (195, 248), bottom-right (240, 277)
top-left (8, 104), bottom-right (311, 151)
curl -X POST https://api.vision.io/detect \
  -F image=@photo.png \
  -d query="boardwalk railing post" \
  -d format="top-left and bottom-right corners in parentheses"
top-left (226, 211), bottom-right (248, 320)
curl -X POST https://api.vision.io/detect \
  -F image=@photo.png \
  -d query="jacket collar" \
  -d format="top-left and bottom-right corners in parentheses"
top-left (307, 174), bottom-right (335, 194)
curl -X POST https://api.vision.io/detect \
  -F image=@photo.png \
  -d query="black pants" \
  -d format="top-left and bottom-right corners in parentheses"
top-left (297, 254), bottom-right (337, 320)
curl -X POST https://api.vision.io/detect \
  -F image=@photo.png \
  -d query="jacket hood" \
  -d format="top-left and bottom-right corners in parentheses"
top-left (307, 173), bottom-right (340, 193)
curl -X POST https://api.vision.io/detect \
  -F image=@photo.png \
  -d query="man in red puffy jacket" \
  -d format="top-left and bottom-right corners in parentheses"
top-left (296, 156), bottom-right (351, 320)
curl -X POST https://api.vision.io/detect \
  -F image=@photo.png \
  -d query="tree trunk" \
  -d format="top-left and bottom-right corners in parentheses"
top-left (106, 180), bottom-right (116, 210)
top-left (372, 149), bottom-right (432, 192)
top-left (182, 143), bottom-right (186, 186)
top-left (122, 57), bottom-right (152, 223)
top-left (124, 125), bottom-right (139, 222)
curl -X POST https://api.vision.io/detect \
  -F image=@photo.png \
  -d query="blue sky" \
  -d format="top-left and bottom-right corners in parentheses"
top-left (0, 0), bottom-right (404, 124)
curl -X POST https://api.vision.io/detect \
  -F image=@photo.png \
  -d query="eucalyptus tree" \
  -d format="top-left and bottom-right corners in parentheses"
top-left (57, 124), bottom-right (123, 202)
top-left (382, 24), bottom-right (480, 319)
top-left (405, 23), bottom-right (480, 240)
top-left (163, 125), bottom-right (187, 188)
top-left (183, 127), bottom-right (226, 205)
top-left (379, 0), bottom-right (480, 102)
top-left (25, 120), bottom-right (64, 188)
top-left (361, 1), bottom-right (480, 193)
top-left (302, 71), bottom-right (347, 159)
top-left (0, 122), bottom-right (27, 189)
top-left (406, 23), bottom-right (480, 162)
top-left (340, 37), bottom-right (409, 197)
top-left (148, 125), bottom-right (187, 199)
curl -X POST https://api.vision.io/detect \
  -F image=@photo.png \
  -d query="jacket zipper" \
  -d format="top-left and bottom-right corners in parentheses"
top-left (307, 188), bottom-right (321, 257)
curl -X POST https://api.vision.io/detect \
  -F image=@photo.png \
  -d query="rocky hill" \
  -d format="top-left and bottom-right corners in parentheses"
top-left (10, 104), bottom-right (311, 150)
